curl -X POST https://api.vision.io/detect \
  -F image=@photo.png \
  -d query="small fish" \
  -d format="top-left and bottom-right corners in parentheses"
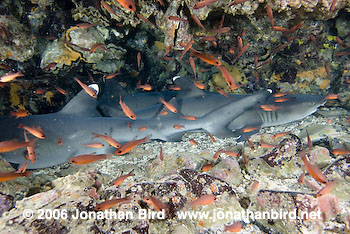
top-left (115, 0), bottom-right (136, 12)
top-left (137, 14), bottom-right (156, 28)
top-left (260, 104), bottom-right (283, 111)
top-left (202, 162), bottom-right (214, 172)
top-left (56, 86), bottom-right (68, 95)
top-left (74, 77), bottom-right (97, 98)
top-left (193, 81), bottom-right (206, 90)
top-left (17, 161), bottom-right (28, 173)
top-left (272, 26), bottom-right (290, 32)
top-left (323, 93), bottom-right (339, 101)
top-left (298, 170), bottom-right (305, 184)
top-left (191, 194), bottom-right (216, 207)
top-left (330, 0), bottom-right (338, 12)
top-left (206, 131), bottom-right (216, 143)
top-left (228, 0), bottom-right (249, 7)
top-left (42, 62), bottom-right (57, 71)
top-left (273, 92), bottom-right (288, 97)
top-left (210, 27), bottom-right (231, 34)
top-left (159, 97), bottom-right (177, 113)
top-left (179, 40), bottom-right (194, 62)
top-left (18, 124), bottom-right (45, 139)
top-left (83, 142), bottom-right (105, 148)
top-left (119, 96), bottom-right (136, 120)
top-left (274, 97), bottom-right (295, 103)
top-left (189, 57), bottom-right (197, 79)
top-left (0, 71), bottom-right (24, 82)
top-left (159, 147), bottom-right (163, 161)
top-left (189, 139), bottom-right (198, 145)
top-left (168, 16), bottom-right (188, 22)
top-left (111, 170), bottom-right (134, 186)
top-left (191, 14), bottom-right (206, 30)
top-left (216, 65), bottom-right (240, 90)
top-left (193, 0), bottom-right (218, 9)
top-left (104, 72), bottom-right (120, 80)
top-left (160, 109), bottom-right (168, 115)
top-left (94, 196), bottom-right (132, 211)
top-left (222, 150), bottom-right (240, 157)
top-left (216, 87), bottom-right (233, 100)
top-left (89, 43), bottom-right (108, 54)
top-left (232, 43), bottom-right (250, 64)
top-left (213, 149), bottom-right (223, 160)
top-left (10, 109), bottom-right (29, 118)
top-left (224, 221), bottom-right (242, 232)
top-left (0, 171), bottom-right (32, 182)
top-left (114, 136), bottom-right (149, 155)
top-left (300, 150), bottom-right (328, 184)
top-left (57, 137), bottom-right (62, 146)
top-left (241, 126), bottom-right (260, 133)
top-left (191, 50), bottom-right (221, 66)
top-left (137, 52), bottom-right (141, 70)
top-left (306, 130), bottom-right (313, 149)
top-left (138, 125), bottom-right (147, 131)
top-left (23, 131), bottom-right (36, 164)
top-left (69, 153), bottom-right (110, 165)
top-left (75, 23), bottom-right (98, 29)
top-left (271, 131), bottom-right (290, 139)
top-left (92, 133), bottom-right (121, 148)
top-left (179, 115), bottom-right (197, 120)
top-left (237, 36), bottom-right (243, 50)
top-left (100, 0), bottom-right (119, 18)
top-left (315, 180), bottom-right (336, 197)
top-left (144, 196), bottom-right (168, 211)
top-left (173, 124), bottom-right (185, 129)
top-left (331, 148), bottom-right (350, 155)
top-left (137, 82), bottom-right (152, 91)
top-left (242, 150), bottom-right (248, 166)
top-left (266, 4), bottom-right (274, 27)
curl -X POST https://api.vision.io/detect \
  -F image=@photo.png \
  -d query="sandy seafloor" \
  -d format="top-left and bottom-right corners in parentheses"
top-left (0, 104), bottom-right (350, 234)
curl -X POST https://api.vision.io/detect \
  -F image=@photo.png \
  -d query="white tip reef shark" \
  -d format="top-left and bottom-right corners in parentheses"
top-left (0, 77), bottom-right (326, 169)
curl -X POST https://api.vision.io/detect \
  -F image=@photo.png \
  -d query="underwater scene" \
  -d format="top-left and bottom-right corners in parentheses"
top-left (0, 0), bottom-right (350, 233)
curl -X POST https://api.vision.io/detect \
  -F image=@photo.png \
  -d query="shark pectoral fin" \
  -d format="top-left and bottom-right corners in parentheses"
top-left (165, 132), bottom-right (184, 142)
top-left (59, 89), bottom-right (101, 117)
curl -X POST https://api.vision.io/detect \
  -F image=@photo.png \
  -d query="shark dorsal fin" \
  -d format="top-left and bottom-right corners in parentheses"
top-left (173, 76), bottom-right (205, 99)
top-left (58, 86), bottom-right (100, 117)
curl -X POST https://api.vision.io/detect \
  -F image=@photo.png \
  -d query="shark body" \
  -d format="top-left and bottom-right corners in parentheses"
top-left (0, 85), bottom-right (270, 169)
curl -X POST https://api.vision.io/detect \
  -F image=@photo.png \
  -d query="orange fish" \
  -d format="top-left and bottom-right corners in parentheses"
top-left (69, 153), bottom-right (110, 165)
top-left (159, 109), bottom-right (168, 115)
top-left (331, 148), bottom-right (350, 155)
top-left (190, 14), bottom-right (206, 30)
top-left (173, 124), bottom-right (184, 129)
top-left (42, 62), bottom-right (57, 71)
top-left (191, 194), bottom-right (216, 207)
top-left (159, 146), bottom-right (164, 161)
top-left (224, 221), bottom-right (242, 232)
top-left (266, 4), bottom-right (274, 27)
top-left (260, 104), bottom-right (283, 111)
top-left (0, 171), bottom-right (32, 182)
top-left (114, 136), bottom-right (149, 155)
top-left (271, 131), bottom-right (290, 139)
top-left (209, 27), bottom-right (230, 34)
top-left (137, 83), bottom-right (152, 91)
top-left (94, 196), bottom-right (132, 211)
top-left (92, 133), bottom-right (121, 148)
top-left (242, 150), bottom-right (248, 166)
top-left (17, 161), bottom-right (28, 173)
top-left (56, 86), bottom-right (68, 95)
top-left (100, 0), bottom-right (119, 18)
top-left (241, 126), bottom-right (260, 133)
top-left (191, 50), bottom-right (221, 66)
top-left (89, 43), bottom-right (108, 54)
top-left (273, 92), bottom-right (288, 97)
top-left (115, 0), bottom-right (136, 12)
top-left (316, 180), bottom-right (336, 197)
top-left (138, 125), bottom-right (147, 131)
top-left (237, 36), bottom-right (243, 50)
top-left (189, 57), bottom-right (197, 79)
top-left (323, 93), bottom-right (339, 101)
top-left (216, 65), bottom-right (240, 90)
top-left (193, 0), bottom-right (218, 9)
top-left (274, 97), bottom-right (294, 103)
top-left (330, 0), bottom-right (338, 12)
top-left (193, 81), bottom-right (205, 90)
top-left (202, 162), bottom-right (214, 172)
top-left (74, 77), bottom-right (97, 98)
top-left (111, 170), bottom-right (134, 186)
top-left (222, 150), bottom-right (240, 157)
top-left (189, 139), bottom-right (198, 145)
top-left (216, 87), bottom-right (233, 100)
top-left (168, 16), bottom-right (187, 22)
top-left (119, 96), bottom-right (136, 120)
top-left (57, 137), bottom-right (62, 146)
top-left (23, 131), bottom-right (36, 164)
top-left (213, 149), bottom-right (223, 160)
top-left (260, 142), bottom-right (279, 149)
top-left (83, 142), bottom-right (105, 148)
top-left (298, 170), bottom-right (305, 184)
top-left (75, 23), bottom-right (98, 29)
top-left (18, 124), bottom-right (45, 139)
top-left (179, 115), bottom-right (197, 120)
top-left (206, 131), bottom-right (216, 143)
top-left (0, 71), bottom-right (24, 82)
top-left (300, 150), bottom-right (328, 184)
top-left (137, 52), bottom-right (141, 70)
top-left (232, 43), bottom-right (250, 64)
top-left (159, 97), bottom-right (177, 113)
top-left (104, 72), bottom-right (120, 79)
top-left (179, 40), bottom-right (194, 62)
top-left (10, 109), bottom-right (29, 118)
top-left (144, 196), bottom-right (168, 211)
top-left (137, 13), bottom-right (156, 28)
top-left (306, 130), bottom-right (313, 149)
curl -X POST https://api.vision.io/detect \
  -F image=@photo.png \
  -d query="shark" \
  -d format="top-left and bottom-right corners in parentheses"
top-left (0, 81), bottom-right (271, 169)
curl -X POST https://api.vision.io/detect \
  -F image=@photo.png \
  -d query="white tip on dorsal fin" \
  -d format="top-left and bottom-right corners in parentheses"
top-left (58, 86), bottom-right (101, 117)
top-left (173, 76), bottom-right (205, 99)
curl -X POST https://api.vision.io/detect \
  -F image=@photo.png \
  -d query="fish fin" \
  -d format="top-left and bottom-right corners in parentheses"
top-left (59, 88), bottom-right (100, 117)
top-left (165, 132), bottom-right (184, 142)
top-left (173, 76), bottom-right (205, 99)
